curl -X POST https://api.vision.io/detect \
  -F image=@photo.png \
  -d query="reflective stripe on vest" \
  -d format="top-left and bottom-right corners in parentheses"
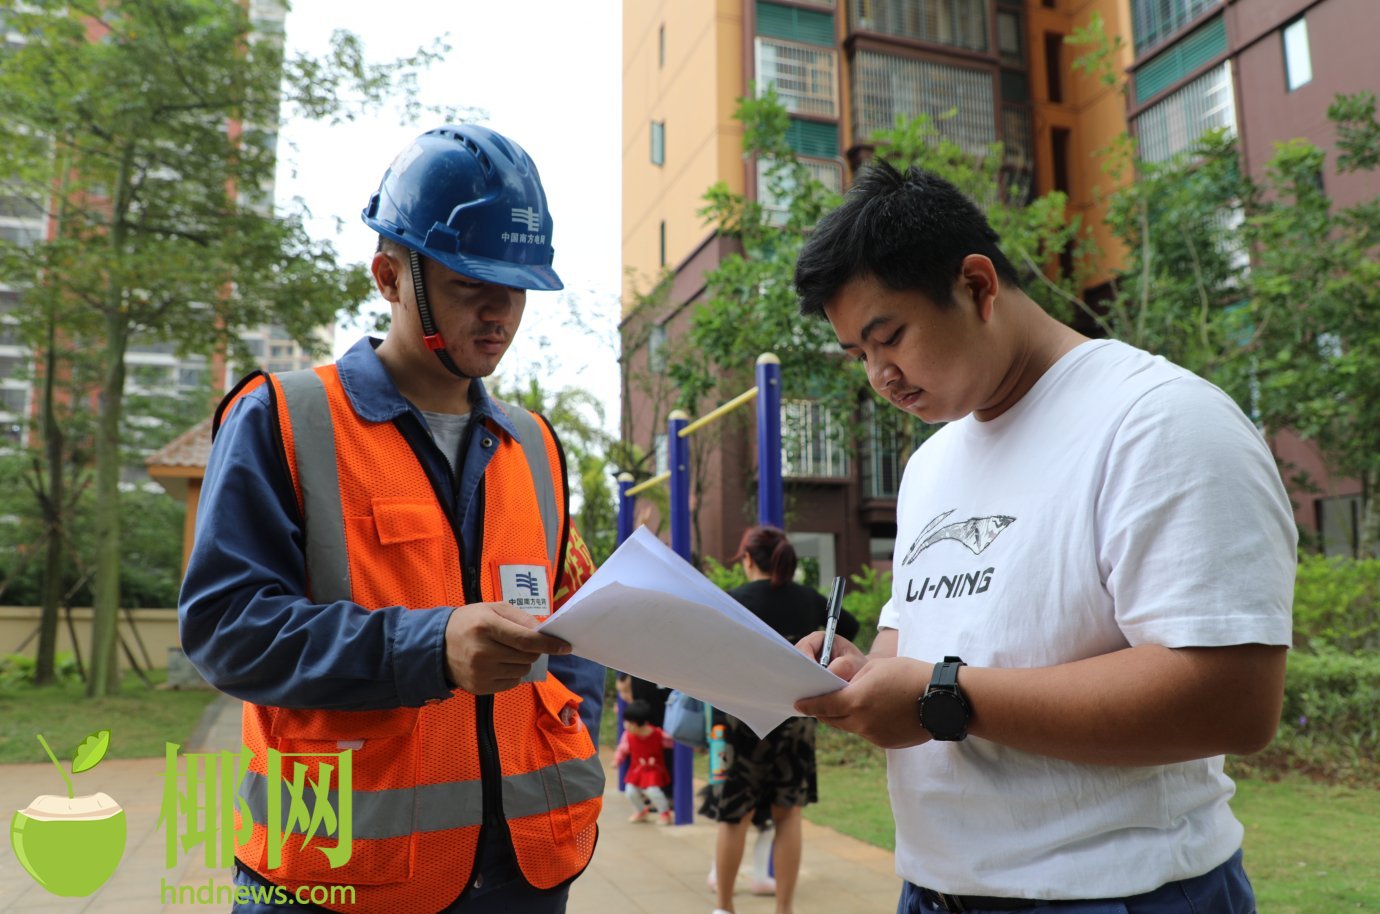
top-left (237, 751), bottom-right (603, 841)
top-left (274, 373), bottom-right (561, 599)
top-left (276, 370), bottom-right (352, 604)
top-left (494, 399), bottom-right (559, 568)
top-left (493, 399), bottom-right (558, 683)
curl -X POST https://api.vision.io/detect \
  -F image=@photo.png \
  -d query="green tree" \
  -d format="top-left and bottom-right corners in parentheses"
top-left (492, 377), bottom-right (620, 565)
top-left (1098, 131), bottom-right (1257, 386)
top-left (0, 0), bottom-right (453, 695)
top-left (1243, 93), bottom-right (1380, 554)
top-left (870, 112), bottom-right (1089, 325)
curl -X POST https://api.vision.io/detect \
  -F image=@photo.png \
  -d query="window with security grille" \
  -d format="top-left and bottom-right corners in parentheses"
top-left (757, 156), bottom-right (843, 225)
top-left (782, 399), bottom-right (849, 479)
top-left (852, 50), bottom-right (996, 155)
top-left (755, 37), bottom-right (838, 118)
top-left (1134, 61), bottom-right (1235, 163)
top-left (0, 185), bottom-right (43, 220)
top-left (850, 0), bottom-right (988, 53)
top-left (859, 399), bottom-right (922, 499)
top-left (0, 354), bottom-right (27, 381)
top-left (0, 222), bottom-right (42, 247)
top-left (0, 385), bottom-right (27, 414)
top-left (1130, 0), bottom-right (1219, 57)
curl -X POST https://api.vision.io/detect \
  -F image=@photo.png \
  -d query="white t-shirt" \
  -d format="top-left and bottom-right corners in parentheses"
top-left (879, 339), bottom-right (1295, 899)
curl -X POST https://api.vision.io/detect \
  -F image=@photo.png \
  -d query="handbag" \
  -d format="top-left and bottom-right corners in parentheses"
top-left (662, 689), bottom-right (709, 749)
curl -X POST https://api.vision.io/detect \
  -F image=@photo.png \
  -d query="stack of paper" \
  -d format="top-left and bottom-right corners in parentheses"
top-left (540, 526), bottom-right (846, 737)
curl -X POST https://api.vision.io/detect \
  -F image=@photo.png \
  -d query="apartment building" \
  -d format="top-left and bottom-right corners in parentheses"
top-left (0, 0), bottom-right (329, 464)
top-left (621, 0), bottom-right (1131, 577)
top-left (1124, 0), bottom-right (1374, 554)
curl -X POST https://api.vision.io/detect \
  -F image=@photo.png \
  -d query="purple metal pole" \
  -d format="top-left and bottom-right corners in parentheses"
top-left (615, 472), bottom-right (634, 790)
top-left (667, 410), bottom-right (695, 824)
top-left (756, 353), bottom-right (783, 528)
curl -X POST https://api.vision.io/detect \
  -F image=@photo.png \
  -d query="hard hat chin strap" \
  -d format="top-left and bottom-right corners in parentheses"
top-left (409, 249), bottom-right (472, 380)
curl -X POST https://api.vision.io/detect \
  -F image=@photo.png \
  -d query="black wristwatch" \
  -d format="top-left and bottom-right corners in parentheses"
top-left (919, 656), bottom-right (970, 741)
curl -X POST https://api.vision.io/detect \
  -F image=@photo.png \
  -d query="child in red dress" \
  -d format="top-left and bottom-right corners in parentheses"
top-left (613, 699), bottom-right (674, 824)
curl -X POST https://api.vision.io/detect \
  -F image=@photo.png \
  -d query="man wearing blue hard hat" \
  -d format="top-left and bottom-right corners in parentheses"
top-left (180, 125), bottom-right (605, 913)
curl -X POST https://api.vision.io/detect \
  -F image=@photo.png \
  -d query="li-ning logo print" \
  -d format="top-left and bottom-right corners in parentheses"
top-left (510, 206), bottom-right (542, 232)
top-left (902, 509), bottom-right (1016, 565)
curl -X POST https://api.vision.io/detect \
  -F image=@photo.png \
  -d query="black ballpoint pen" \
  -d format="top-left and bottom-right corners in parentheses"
top-left (818, 576), bottom-right (846, 667)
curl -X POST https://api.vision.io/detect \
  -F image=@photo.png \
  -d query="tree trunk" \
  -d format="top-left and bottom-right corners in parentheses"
top-left (35, 316), bottom-right (63, 686)
top-left (86, 307), bottom-right (128, 698)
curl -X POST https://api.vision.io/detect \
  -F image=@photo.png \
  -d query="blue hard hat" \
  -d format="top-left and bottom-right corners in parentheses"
top-left (362, 125), bottom-right (563, 291)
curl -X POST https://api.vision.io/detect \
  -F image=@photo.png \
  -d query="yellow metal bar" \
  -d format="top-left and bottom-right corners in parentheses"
top-left (678, 386), bottom-right (759, 437)
top-left (624, 470), bottom-right (670, 497)
top-left (623, 386), bottom-right (759, 498)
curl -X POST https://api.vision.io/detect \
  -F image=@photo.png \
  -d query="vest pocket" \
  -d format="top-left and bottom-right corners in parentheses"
top-left (346, 499), bottom-right (455, 608)
top-left (265, 707), bottom-right (420, 885)
top-left (506, 679), bottom-right (603, 887)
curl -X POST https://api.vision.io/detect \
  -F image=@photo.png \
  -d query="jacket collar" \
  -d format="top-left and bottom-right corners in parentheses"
top-left (335, 336), bottom-right (520, 441)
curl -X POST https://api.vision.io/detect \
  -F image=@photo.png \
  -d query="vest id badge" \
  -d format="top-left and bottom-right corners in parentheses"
top-left (498, 563), bottom-right (552, 620)
top-left (498, 562), bottom-right (554, 684)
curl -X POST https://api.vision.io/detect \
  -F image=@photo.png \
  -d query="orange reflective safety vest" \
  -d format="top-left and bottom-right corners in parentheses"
top-left (214, 365), bottom-right (603, 913)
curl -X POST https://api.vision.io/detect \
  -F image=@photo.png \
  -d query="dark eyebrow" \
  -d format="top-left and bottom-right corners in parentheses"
top-left (838, 315), bottom-right (892, 351)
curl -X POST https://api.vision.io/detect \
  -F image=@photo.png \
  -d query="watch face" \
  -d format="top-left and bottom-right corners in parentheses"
top-left (921, 691), bottom-right (968, 738)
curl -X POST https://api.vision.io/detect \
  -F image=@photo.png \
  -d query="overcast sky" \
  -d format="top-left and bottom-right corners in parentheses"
top-left (273, 0), bottom-right (623, 432)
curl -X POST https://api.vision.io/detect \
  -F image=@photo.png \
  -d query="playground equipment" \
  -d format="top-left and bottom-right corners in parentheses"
top-left (615, 353), bottom-right (783, 825)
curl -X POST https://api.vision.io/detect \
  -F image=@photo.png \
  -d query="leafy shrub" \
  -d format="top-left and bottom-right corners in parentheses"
top-left (701, 555), bottom-right (747, 592)
top-left (1232, 648), bottom-right (1380, 784)
top-left (843, 565), bottom-right (892, 653)
top-left (0, 652), bottom-right (81, 689)
top-left (1293, 555), bottom-right (1380, 653)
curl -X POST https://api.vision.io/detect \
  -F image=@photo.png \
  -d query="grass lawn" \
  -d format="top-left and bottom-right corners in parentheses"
top-left (0, 669), bottom-right (221, 764)
top-left (1235, 777), bottom-right (1380, 912)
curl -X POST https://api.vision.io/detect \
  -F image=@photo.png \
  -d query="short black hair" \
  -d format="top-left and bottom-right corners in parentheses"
top-left (794, 159), bottom-right (1022, 317)
top-left (623, 699), bottom-right (654, 726)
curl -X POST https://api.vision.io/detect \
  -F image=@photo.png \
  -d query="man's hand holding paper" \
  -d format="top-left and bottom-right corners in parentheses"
top-left (539, 527), bottom-right (845, 736)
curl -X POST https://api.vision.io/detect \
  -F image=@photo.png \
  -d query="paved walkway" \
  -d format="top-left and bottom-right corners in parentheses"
top-left (1, 695), bottom-right (900, 913)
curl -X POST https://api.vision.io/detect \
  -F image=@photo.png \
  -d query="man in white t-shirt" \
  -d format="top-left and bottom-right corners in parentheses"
top-left (792, 162), bottom-right (1295, 913)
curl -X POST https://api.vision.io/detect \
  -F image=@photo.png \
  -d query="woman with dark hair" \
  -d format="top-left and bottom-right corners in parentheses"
top-left (702, 525), bottom-right (858, 914)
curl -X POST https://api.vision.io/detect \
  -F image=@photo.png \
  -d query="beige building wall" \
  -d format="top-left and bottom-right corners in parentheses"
top-left (622, 0), bottom-right (746, 311)
top-left (1029, 0), bottom-right (1135, 288)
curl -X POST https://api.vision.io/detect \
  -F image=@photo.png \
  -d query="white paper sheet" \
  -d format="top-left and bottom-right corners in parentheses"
top-left (539, 526), bottom-right (845, 736)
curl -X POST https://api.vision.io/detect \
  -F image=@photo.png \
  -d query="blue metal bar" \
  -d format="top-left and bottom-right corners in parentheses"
top-left (614, 472), bottom-right (634, 790)
top-left (616, 472), bottom-right (635, 545)
top-left (756, 353), bottom-right (783, 528)
top-left (667, 410), bottom-right (695, 824)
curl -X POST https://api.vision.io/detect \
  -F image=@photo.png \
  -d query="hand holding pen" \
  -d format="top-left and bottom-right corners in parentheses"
top-left (818, 576), bottom-right (846, 667)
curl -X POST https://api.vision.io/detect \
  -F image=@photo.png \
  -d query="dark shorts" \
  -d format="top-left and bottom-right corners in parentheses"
top-left (698, 714), bottom-right (818, 824)
top-left (231, 836), bottom-right (570, 914)
top-left (898, 848), bottom-right (1256, 914)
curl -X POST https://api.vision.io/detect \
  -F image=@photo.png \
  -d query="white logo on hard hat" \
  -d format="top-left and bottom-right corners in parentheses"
top-left (510, 207), bottom-right (542, 232)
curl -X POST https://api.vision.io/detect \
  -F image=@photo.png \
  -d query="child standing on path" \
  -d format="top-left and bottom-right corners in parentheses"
top-left (614, 700), bottom-right (674, 824)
